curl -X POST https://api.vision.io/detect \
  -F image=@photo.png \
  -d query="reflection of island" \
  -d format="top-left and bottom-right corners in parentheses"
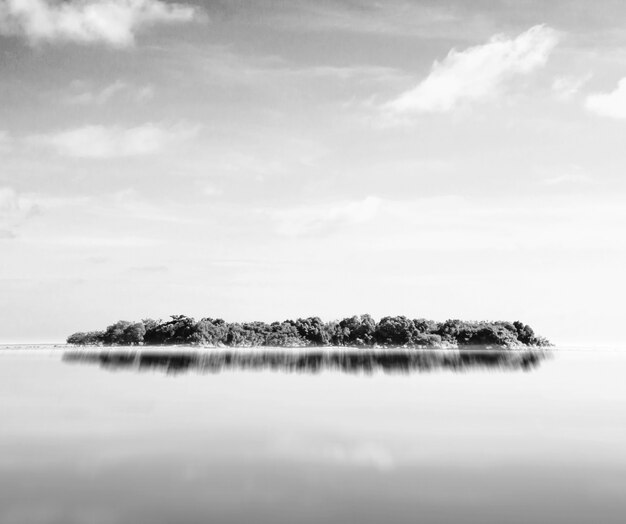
top-left (62, 349), bottom-right (549, 375)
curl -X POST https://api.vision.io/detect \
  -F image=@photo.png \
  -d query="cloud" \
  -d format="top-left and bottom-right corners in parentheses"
top-left (585, 78), bottom-right (626, 119)
top-left (323, 442), bottom-right (395, 471)
top-left (128, 265), bottom-right (168, 273)
top-left (237, 0), bottom-right (485, 41)
top-left (0, 0), bottom-right (197, 47)
top-left (385, 25), bottom-right (559, 115)
top-left (552, 74), bottom-right (591, 101)
top-left (202, 184), bottom-right (222, 197)
top-left (0, 187), bottom-right (37, 218)
top-left (354, 195), bottom-right (626, 253)
top-left (270, 436), bottom-right (395, 472)
top-left (536, 165), bottom-right (594, 186)
top-left (187, 44), bottom-right (408, 91)
top-left (63, 80), bottom-right (154, 105)
top-left (32, 122), bottom-right (199, 158)
top-left (271, 196), bottom-right (381, 237)
top-left (27, 234), bottom-right (160, 247)
top-left (539, 173), bottom-right (593, 186)
top-left (108, 188), bottom-right (197, 223)
top-left (0, 186), bottom-right (38, 238)
top-left (0, 130), bottom-right (12, 152)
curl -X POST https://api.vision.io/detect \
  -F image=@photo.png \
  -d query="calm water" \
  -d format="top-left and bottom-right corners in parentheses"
top-left (1, 347), bottom-right (625, 524)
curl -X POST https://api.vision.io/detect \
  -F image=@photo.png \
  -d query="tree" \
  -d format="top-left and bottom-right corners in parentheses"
top-left (329, 315), bottom-right (377, 346)
top-left (192, 318), bottom-right (228, 345)
top-left (413, 318), bottom-right (439, 334)
top-left (123, 322), bottom-right (146, 345)
top-left (293, 317), bottom-right (330, 346)
top-left (514, 321), bottom-right (536, 345)
top-left (100, 321), bottom-right (146, 345)
top-left (376, 316), bottom-right (415, 346)
top-left (67, 331), bottom-right (105, 345)
top-left (265, 322), bottom-right (303, 347)
top-left (143, 315), bottom-right (197, 345)
top-left (412, 333), bottom-right (442, 347)
top-left (437, 319), bottom-right (459, 343)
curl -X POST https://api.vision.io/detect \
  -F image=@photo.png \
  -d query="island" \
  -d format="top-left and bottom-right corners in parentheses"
top-left (66, 315), bottom-right (551, 349)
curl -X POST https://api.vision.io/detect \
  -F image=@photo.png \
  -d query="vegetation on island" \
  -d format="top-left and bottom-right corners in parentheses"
top-left (66, 315), bottom-right (550, 349)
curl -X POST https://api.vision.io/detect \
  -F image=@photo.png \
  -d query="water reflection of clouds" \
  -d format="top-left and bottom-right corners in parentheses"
top-left (323, 442), bottom-right (396, 471)
top-left (270, 433), bottom-right (396, 472)
top-left (62, 349), bottom-right (548, 375)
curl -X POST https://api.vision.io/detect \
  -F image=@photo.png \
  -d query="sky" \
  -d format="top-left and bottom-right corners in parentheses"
top-left (1, 0), bottom-right (626, 345)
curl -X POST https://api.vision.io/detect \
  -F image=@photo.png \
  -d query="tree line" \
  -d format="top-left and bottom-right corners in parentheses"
top-left (66, 315), bottom-right (550, 348)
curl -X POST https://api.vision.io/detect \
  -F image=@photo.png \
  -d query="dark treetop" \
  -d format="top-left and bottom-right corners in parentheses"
top-left (66, 315), bottom-right (550, 349)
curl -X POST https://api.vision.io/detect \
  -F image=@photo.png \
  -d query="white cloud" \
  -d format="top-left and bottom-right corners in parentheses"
top-left (271, 196), bottom-right (381, 237)
top-left (63, 80), bottom-right (154, 105)
top-left (0, 129), bottom-right (13, 153)
top-left (323, 442), bottom-right (395, 471)
top-left (0, 186), bottom-right (38, 238)
top-left (385, 25), bottom-right (559, 114)
top-left (271, 436), bottom-right (395, 472)
top-left (108, 188), bottom-right (197, 223)
top-left (0, 0), bottom-right (197, 47)
top-left (190, 44), bottom-right (408, 92)
top-left (79, 80), bottom-right (125, 104)
top-left (0, 187), bottom-right (36, 218)
top-left (356, 195), bottom-right (626, 253)
top-left (31, 234), bottom-right (160, 248)
top-left (539, 173), bottom-right (593, 186)
top-left (33, 122), bottom-right (199, 158)
top-left (552, 74), bottom-right (591, 101)
top-left (585, 78), bottom-right (626, 119)
top-left (536, 165), bottom-right (594, 186)
top-left (202, 184), bottom-right (222, 197)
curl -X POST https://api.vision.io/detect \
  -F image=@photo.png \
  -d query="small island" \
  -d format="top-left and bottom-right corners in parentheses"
top-left (66, 315), bottom-right (551, 349)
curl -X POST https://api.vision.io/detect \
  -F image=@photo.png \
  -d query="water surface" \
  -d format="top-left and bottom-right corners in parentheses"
top-left (1, 347), bottom-right (624, 523)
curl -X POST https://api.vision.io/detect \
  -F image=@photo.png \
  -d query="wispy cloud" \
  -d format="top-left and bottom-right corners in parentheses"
top-left (32, 122), bottom-right (200, 158)
top-left (271, 436), bottom-right (395, 472)
top-left (356, 195), bottom-right (626, 253)
top-left (0, 0), bottom-right (198, 47)
top-left (0, 186), bottom-right (39, 238)
top-left (63, 80), bottom-right (154, 105)
top-left (536, 164), bottom-right (594, 186)
top-left (270, 196), bottom-right (381, 237)
top-left (239, 0), bottom-right (483, 40)
top-left (0, 130), bottom-right (11, 155)
top-left (585, 78), bottom-right (626, 119)
top-left (30, 234), bottom-right (160, 248)
top-left (384, 25), bottom-right (559, 115)
top-left (552, 74), bottom-right (591, 101)
top-left (128, 265), bottom-right (169, 274)
top-left (539, 173), bottom-right (593, 186)
top-left (186, 44), bottom-right (407, 89)
top-left (323, 442), bottom-right (395, 471)
top-left (202, 184), bottom-right (222, 197)
top-left (107, 188), bottom-right (197, 223)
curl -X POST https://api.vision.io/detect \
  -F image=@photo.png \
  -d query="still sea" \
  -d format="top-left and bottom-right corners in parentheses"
top-left (1, 347), bottom-right (625, 524)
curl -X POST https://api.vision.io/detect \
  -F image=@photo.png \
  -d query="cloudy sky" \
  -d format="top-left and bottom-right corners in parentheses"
top-left (1, 0), bottom-right (626, 345)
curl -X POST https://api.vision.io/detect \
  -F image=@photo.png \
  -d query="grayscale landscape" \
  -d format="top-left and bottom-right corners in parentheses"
top-left (1, 1), bottom-right (626, 523)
